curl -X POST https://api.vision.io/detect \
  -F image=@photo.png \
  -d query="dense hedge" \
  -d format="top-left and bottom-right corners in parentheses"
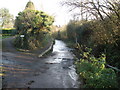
top-left (0, 28), bottom-right (17, 35)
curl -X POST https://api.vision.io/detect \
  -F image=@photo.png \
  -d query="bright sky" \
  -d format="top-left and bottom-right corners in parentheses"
top-left (0, 0), bottom-right (72, 26)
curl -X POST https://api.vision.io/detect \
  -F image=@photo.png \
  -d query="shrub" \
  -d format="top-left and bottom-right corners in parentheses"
top-left (75, 48), bottom-right (118, 88)
top-left (0, 28), bottom-right (17, 35)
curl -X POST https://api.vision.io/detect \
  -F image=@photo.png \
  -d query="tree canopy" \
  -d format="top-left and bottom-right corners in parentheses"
top-left (0, 8), bottom-right (14, 28)
top-left (25, 0), bottom-right (35, 10)
top-left (14, 1), bottom-right (54, 50)
top-left (15, 10), bottom-right (54, 35)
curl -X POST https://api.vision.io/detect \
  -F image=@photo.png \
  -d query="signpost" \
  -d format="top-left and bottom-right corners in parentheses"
top-left (20, 35), bottom-right (24, 38)
top-left (20, 35), bottom-right (24, 47)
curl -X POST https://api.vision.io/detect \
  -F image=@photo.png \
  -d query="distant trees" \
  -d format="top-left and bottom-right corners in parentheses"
top-left (0, 8), bottom-right (14, 28)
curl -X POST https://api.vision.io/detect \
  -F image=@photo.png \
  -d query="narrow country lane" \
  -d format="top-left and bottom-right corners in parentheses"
top-left (2, 38), bottom-right (80, 88)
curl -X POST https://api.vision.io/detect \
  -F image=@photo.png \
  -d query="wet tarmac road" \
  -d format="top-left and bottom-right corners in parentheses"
top-left (2, 39), bottom-right (80, 88)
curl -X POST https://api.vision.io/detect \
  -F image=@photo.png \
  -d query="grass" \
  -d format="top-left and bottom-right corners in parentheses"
top-left (0, 35), bottom-right (11, 39)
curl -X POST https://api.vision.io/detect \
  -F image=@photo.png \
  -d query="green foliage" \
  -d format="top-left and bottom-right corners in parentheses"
top-left (60, 20), bottom-right (93, 45)
top-left (0, 36), bottom-right (10, 39)
top-left (76, 49), bottom-right (118, 88)
top-left (0, 28), bottom-right (16, 35)
top-left (66, 20), bottom-right (76, 42)
top-left (60, 1), bottom-right (120, 88)
top-left (91, 19), bottom-right (120, 45)
top-left (51, 25), bottom-right (68, 40)
top-left (15, 10), bottom-right (54, 34)
top-left (14, 6), bottom-right (54, 50)
top-left (106, 44), bottom-right (120, 68)
top-left (60, 4), bottom-right (120, 68)
top-left (75, 21), bottom-right (93, 45)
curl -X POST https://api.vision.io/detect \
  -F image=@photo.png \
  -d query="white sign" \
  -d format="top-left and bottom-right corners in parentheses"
top-left (20, 35), bottom-right (24, 37)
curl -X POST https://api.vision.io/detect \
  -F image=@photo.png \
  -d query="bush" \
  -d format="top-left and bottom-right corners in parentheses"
top-left (14, 9), bottom-right (54, 50)
top-left (0, 28), bottom-right (17, 35)
top-left (75, 48), bottom-right (118, 88)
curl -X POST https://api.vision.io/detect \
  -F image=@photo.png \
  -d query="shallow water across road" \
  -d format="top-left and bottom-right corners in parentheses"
top-left (2, 39), bottom-right (80, 88)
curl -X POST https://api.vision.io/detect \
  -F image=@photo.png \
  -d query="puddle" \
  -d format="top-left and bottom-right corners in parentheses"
top-left (2, 59), bottom-right (15, 65)
top-left (2, 39), bottom-right (80, 88)
top-left (45, 58), bottom-right (62, 64)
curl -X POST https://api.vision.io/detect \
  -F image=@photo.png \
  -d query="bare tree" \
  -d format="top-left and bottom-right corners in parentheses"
top-left (61, 0), bottom-right (120, 21)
